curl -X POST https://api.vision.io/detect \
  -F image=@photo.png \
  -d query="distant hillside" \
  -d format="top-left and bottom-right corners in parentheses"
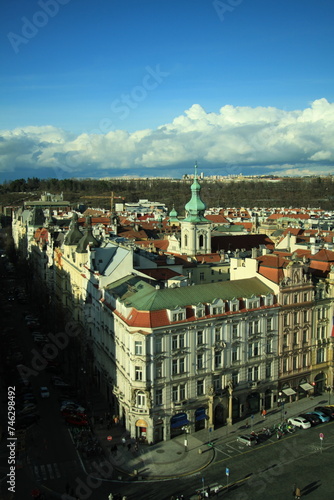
top-left (1, 176), bottom-right (334, 213)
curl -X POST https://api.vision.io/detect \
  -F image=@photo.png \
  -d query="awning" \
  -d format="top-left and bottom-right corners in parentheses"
top-left (171, 413), bottom-right (190, 429)
top-left (282, 388), bottom-right (296, 396)
top-left (195, 407), bottom-right (208, 422)
top-left (300, 383), bottom-right (313, 391)
top-left (135, 419), bottom-right (148, 427)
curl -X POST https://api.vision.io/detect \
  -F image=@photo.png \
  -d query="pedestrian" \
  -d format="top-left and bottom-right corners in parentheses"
top-left (262, 409), bottom-right (267, 419)
top-left (295, 486), bottom-right (301, 499)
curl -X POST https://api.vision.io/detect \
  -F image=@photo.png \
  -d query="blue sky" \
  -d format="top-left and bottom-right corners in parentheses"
top-left (1, 0), bottom-right (334, 181)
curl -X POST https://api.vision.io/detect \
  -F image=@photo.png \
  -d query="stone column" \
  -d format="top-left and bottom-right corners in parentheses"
top-left (226, 381), bottom-right (233, 426)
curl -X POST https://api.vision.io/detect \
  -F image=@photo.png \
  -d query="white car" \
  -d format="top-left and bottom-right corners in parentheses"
top-left (40, 386), bottom-right (50, 398)
top-left (287, 417), bottom-right (311, 429)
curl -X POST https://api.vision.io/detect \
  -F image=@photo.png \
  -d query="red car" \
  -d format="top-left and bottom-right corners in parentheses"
top-left (61, 408), bottom-right (87, 418)
top-left (64, 414), bottom-right (89, 426)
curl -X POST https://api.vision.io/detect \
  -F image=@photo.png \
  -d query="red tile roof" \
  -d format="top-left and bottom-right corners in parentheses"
top-left (205, 214), bottom-right (229, 224)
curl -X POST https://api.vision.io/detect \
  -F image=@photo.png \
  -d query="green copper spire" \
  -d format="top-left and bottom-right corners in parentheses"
top-left (184, 164), bottom-right (207, 222)
top-left (169, 204), bottom-right (179, 223)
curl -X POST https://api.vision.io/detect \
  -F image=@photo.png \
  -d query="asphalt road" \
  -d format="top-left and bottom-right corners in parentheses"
top-left (0, 263), bottom-right (85, 500)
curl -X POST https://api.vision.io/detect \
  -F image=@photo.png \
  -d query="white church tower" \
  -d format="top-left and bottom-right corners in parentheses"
top-left (180, 165), bottom-right (211, 256)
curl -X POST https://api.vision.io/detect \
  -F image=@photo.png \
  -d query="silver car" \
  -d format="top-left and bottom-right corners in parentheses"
top-left (237, 434), bottom-right (257, 446)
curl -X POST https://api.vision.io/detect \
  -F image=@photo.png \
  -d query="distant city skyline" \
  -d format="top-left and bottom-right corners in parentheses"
top-left (1, 0), bottom-right (334, 182)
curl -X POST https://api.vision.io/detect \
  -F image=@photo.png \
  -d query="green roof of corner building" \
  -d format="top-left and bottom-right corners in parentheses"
top-left (106, 276), bottom-right (274, 311)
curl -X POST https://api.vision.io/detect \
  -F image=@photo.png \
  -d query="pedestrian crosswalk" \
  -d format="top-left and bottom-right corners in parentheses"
top-left (32, 462), bottom-right (61, 481)
top-left (30, 460), bottom-right (77, 482)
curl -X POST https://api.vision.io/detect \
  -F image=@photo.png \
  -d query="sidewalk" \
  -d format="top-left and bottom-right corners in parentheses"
top-left (78, 391), bottom-right (331, 482)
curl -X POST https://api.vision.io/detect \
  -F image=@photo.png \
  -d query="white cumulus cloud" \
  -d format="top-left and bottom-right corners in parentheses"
top-left (1, 98), bottom-right (334, 179)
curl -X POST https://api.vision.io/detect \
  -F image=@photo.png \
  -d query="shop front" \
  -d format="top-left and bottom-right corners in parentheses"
top-left (298, 379), bottom-right (313, 399)
top-left (170, 412), bottom-right (190, 438)
top-left (246, 392), bottom-right (260, 414)
top-left (135, 418), bottom-right (148, 442)
top-left (214, 403), bottom-right (225, 428)
top-left (313, 372), bottom-right (326, 395)
top-left (194, 407), bottom-right (207, 431)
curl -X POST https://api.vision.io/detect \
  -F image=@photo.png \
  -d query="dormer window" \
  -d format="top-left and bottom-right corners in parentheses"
top-left (247, 296), bottom-right (258, 309)
top-left (194, 304), bottom-right (204, 318)
top-left (169, 307), bottom-right (184, 322)
top-left (264, 294), bottom-right (273, 306)
top-left (230, 299), bottom-right (239, 312)
top-left (172, 312), bottom-right (184, 322)
top-left (211, 298), bottom-right (224, 316)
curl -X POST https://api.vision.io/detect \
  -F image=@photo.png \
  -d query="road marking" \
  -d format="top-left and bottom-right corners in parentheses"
top-left (215, 447), bottom-right (232, 457)
top-left (40, 464), bottom-right (47, 481)
top-left (47, 463), bottom-right (54, 479)
top-left (33, 465), bottom-right (41, 481)
top-left (53, 462), bottom-right (61, 478)
top-left (226, 443), bottom-right (241, 453)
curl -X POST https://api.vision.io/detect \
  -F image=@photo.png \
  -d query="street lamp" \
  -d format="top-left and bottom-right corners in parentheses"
top-left (326, 385), bottom-right (332, 405)
top-left (182, 426), bottom-right (189, 452)
top-left (278, 391), bottom-right (285, 422)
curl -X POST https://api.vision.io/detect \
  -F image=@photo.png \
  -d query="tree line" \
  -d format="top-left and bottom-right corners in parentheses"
top-left (1, 176), bottom-right (334, 213)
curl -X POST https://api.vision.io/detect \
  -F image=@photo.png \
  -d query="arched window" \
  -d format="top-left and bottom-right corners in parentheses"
top-left (199, 234), bottom-right (204, 248)
top-left (137, 391), bottom-right (146, 407)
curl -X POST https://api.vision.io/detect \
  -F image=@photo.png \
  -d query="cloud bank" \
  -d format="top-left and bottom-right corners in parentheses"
top-left (1, 98), bottom-right (334, 180)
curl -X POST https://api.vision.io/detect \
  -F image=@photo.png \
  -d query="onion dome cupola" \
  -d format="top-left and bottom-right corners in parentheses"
top-left (180, 164), bottom-right (211, 256)
top-left (76, 216), bottom-right (101, 253)
top-left (64, 213), bottom-right (83, 246)
top-left (168, 205), bottom-right (179, 224)
top-left (184, 164), bottom-right (207, 223)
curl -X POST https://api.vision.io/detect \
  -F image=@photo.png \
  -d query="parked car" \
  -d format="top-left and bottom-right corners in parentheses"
top-left (17, 404), bottom-right (38, 416)
top-left (299, 413), bottom-right (321, 426)
top-left (237, 434), bottom-right (257, 446)
top-left (18, 395), bottom-right (37, 405)
top-left (40, 386), bottom-right (50, 398)
top-left (306, 411), bottom-right (330, 423)
top-left (287, 417), bottom-right (311, 429)
top-left (17, 413), bottom-right (40, 429)
top-left (51, 376), bottom-right (69, 387)
top-left (314, 406), bottom-right (334, 419)
top-left (60, 402), bottom-right (85, 414)
top-left (61, 409), bottom-right (88, 420)
top-left (64, 414), bottom-right (89, 426)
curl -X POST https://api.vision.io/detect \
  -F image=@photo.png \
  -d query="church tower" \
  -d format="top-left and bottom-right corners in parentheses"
top-left (180, 165), bottom-right (211, 255)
